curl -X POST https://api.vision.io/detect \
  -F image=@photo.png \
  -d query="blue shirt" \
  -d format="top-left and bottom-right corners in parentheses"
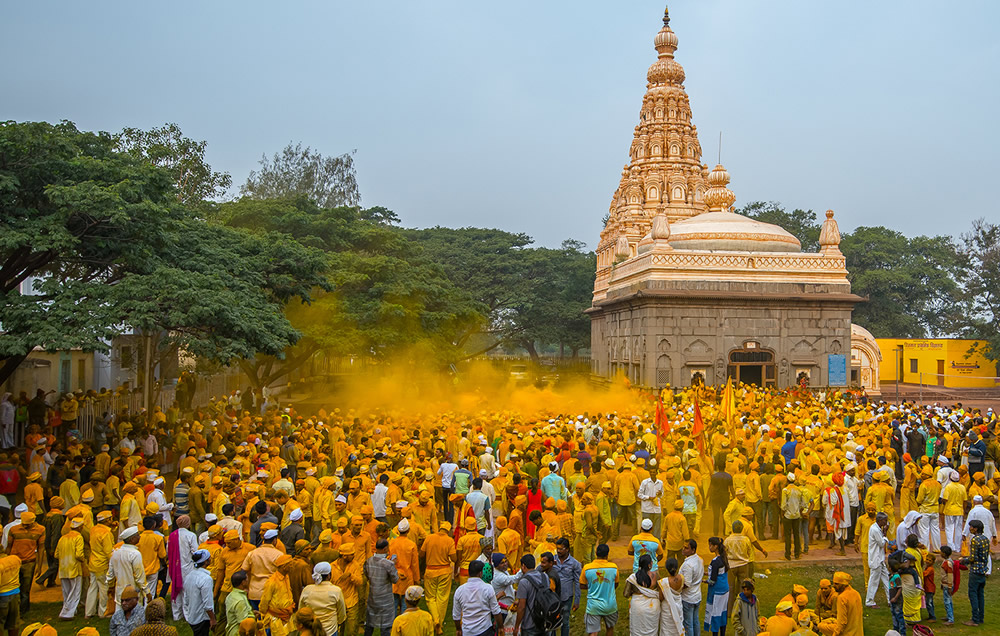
top-left (541, 473), bottom-right (567, 502)
top-left (555, 553), bottom-right (582, 604)
top-left (630, 533), bottom-right (661, 572)
top-left (582, 559), bottom-right (619, 616)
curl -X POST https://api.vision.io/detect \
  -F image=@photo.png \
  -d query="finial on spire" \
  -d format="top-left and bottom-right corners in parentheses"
top-left (663, 6), bottom-right (670, 27)
top-left (819, 210), bottom-right (842, 255)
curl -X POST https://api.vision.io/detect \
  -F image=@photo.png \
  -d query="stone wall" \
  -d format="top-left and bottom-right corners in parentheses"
top-left (589, 281), bottom-right (857, 389)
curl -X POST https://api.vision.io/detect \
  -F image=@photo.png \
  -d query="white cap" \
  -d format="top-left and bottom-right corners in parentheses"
top-left (641, 518), bottom-right (653, 531)
top-left (974, 495), bottom-right (984, 504)
top-left (154, 476), bottom-right (165, 486)
top-left (787, 473), bottom-right (796, 482)
top-left (549, 461), bottom-right (558, 470)
top-left (335, 495), bottom-right (347, 504)
top-left (205, 513), bottom-right (218, 523)
top-left (120, 526), bottom-right (139, 540)
top-left (264, 529), bottom-right (278, 540)
top-left (398, 519), bottom-right (410, 532)
top-left (193, 549), bottom-right (211, 564)
top-left (845, 452), bottom-right (855, 461)
top-left (604, 459), bottom-right (615, 468)
top-left (289, 508), bottom-right (303, 522)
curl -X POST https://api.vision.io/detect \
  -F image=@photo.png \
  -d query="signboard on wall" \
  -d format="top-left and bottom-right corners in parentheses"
top-left (828, 354), bottom-right (847, 386)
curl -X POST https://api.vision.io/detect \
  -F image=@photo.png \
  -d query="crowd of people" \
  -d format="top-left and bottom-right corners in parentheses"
top-left (0, 379), bottom-right (996, 636)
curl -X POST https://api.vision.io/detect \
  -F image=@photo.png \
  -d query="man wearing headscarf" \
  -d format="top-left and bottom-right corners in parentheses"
top-left (817, 572), bottom-right (863, 636)
top-left (163, 514), bottom-right (198, 620)
top-left (130, 598), bottom-right (179, 636)
top-left (822, 473), bottom-right (851, 555)
top-left (298, 561), bottom-right (347, 636)
top-left (108, 585), bottom-right (145, 636)
top-left (331, 542), bottom-right (363, 636)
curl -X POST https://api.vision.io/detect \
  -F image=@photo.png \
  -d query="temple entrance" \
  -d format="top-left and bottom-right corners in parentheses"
top-left (727, 345), bottom-right (776, 387)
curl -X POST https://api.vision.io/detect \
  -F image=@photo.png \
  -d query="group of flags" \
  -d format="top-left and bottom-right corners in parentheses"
top-left (654, 376), bottom-right (738, 458)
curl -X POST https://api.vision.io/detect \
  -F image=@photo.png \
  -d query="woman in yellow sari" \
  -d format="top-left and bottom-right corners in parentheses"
top-left (260, 554), bottom-right (296, 636)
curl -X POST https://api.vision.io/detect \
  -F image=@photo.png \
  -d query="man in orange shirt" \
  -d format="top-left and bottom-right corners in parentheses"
top-left (389, 520), bottom-right (420, 613)
top-left (330, 542), bottom-right (364, 636)
top-left (217, 530), bottom-right (253, 608)
top-left (421, 521), bottom-right (457, 634)
top-left (6, 510), bottom-right (44, 613)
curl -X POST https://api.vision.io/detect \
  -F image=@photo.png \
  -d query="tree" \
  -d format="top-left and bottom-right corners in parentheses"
top-left (0, 120), bottom-right (325, 397)
top-left (955, 219), bottom-right (1000, 363)
top-left (404, 228), bottom-right (596, 361)
top-left (240, 142), bottom-right (360, 209)
top-left (0, 120), bottom-right (180, 385)
top-left (115, 123), bottom-right (232, 205)
top-left (215, 198), bottom-right (483, 389)
top-left (841, 226), bottom-right (961, 338)
top-left (739, 201), bottom-right (821, 252)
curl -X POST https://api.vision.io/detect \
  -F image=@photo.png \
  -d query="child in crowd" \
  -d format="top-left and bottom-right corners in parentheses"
top-left (940, 545), bottom-right (966, 627)
top-left (888, 558), bottom-right (906, 636)
top-left (922, 553), bottom-right (936, 622)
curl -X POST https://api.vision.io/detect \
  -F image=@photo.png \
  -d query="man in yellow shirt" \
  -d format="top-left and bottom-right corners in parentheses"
top-left (0, 553), bottom-right (20, 630)
top-left (767, 600), bottom-right (798, 636)
top-left (56, 517), bottom-right (85, 619)
top-left (390, 585), bottom-right (434, 636)
top-left (331, 543), bottom-right (364, 636)
top-left (138, 517), bottom-right (166, 597)
top-left (817, 571), bottom-right (863, 636)
top-left (420, 522), bottom-right (457, 633)
top-left (218, 530), bottom-right (254, 608)
top-left (613, 462), bottom-right (640, 540)
top-left (495, 516), bottom-right (523, 567)
top-left (941, 470), bottom-right (967, 549)
top-left (662, 499), bottom-right (690, 562)
top-left (915, 465), bottom-right (942, 552)
top-left (84, 510), bottom-right (115, 618)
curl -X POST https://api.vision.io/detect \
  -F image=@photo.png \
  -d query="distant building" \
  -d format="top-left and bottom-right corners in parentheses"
top-left (878, 338), bottom-right (999, 389)
top-left (588, 8), bottom-right (866, 390)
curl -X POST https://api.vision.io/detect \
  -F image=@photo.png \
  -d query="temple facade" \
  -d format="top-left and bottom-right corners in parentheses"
top-left (588, 8), bottom-right (874, 391)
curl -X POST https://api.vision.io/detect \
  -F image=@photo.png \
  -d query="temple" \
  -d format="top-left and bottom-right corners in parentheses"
top-left (588, 8), bottom-right (876, 392)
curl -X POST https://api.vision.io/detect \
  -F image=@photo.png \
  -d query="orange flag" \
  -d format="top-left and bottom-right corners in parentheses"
top-left (692, 394), bottom-right (706, 456)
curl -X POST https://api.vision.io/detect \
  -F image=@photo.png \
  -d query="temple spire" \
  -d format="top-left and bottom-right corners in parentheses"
top-left (597, 8), bottom-right (710, 271)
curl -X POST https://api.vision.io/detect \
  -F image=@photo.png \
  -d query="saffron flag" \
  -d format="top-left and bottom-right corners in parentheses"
top-left (655, 398), bottom-right (669, 455)
top-left (692, 394), bottom-right (706, 456)
top-left (721, 376), bottom-right (737, 437)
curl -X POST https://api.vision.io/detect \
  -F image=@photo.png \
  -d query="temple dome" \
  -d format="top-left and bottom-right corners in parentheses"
top-left (668, 211), bottom-right (802, 252)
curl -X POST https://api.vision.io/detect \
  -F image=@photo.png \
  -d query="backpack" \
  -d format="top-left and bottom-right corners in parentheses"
top-left (529, 573), bottom-right (563, 632)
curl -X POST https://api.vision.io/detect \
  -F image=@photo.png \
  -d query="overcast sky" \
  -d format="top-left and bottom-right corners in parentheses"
top-left (4, 1), bottom-right (997, 249)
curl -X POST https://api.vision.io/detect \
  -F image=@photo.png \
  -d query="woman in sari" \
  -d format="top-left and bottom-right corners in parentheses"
top-left (705, 536), bottom-right (730, 636)
top-left (260, 554), bottom-right (296, 636)
top-left (624, 554), bottom-right (660, 636)
top-left (525, 478), bottom-right (544, 539)
top-left (659, 556), bottom-right (686, 636)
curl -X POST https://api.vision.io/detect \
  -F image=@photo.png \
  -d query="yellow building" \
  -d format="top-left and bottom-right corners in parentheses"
top-left (877, 338), bottom-right (999, 389)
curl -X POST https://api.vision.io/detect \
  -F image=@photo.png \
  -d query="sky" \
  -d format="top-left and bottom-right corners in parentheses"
top-left (3, 1), bottom-right (997, 249)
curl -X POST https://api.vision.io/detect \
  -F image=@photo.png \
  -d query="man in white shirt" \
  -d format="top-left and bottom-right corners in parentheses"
top-left (147, 476), bottom-right (173, 527)
top-left (964, 495), bottom-right (997, 574)
top-left (842, 463), bottom-right (861, 542)
top-left (479, 469), bottom-right (497, 507)
top-left (372, 474), bottom-right (390, 522)
top-left (638, 471), bottom-right (664, 537)
top-left (182, 549), bottom-right (217, 636)
top-left (0, 503), bottom-right (25, 550)
top-left (479, 442), bottom-right (498, 479)
top-left (438, 456), bottom-right (459, 518)
top-left (453, 559), bottom-right (502, 636)
top-left (866, 512), bottom-right (890, 607)
top-left (107, 527), bottom-right (148, 604)
top-left (679, 539), bottom-right (705, 636)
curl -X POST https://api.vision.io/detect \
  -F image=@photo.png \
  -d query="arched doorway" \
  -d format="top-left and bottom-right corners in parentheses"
top-left (727, 343), bottom-right (776, 387)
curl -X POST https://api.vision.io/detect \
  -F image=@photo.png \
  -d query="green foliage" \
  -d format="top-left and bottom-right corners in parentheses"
top-left (739, 201), bottom-right (821, 251)
top-left (739, 201), bottom-right (962, 339)
top-left (217, 198), bottom-right (483, 387)
top-left (404, 228), bottom-right (596, 359)
top-left (0, 120), bottom-right (323, 385)
top-left (956, 219), bottom-right (1000, 363)
top-left (842, 226), bottom-right (961, 338)
top-left (240, 142), bottom-right (360, 209)
top-left (115, 122), bottom-right (233, 205)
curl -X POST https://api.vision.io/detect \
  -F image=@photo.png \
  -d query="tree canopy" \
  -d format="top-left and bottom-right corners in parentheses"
top-left (240, 142), bottom-right (361, 209)
top-left (0, 120), bottom-right (324, 386)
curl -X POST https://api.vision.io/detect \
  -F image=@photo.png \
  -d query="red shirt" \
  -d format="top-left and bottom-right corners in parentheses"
top-left (942, 558), bottom-right (967, 591)
top-left (923, 566), bottom-right (936, 594)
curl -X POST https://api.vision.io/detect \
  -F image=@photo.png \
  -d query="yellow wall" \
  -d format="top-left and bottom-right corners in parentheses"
top-left (877, 338), bottom-right (999, 388)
